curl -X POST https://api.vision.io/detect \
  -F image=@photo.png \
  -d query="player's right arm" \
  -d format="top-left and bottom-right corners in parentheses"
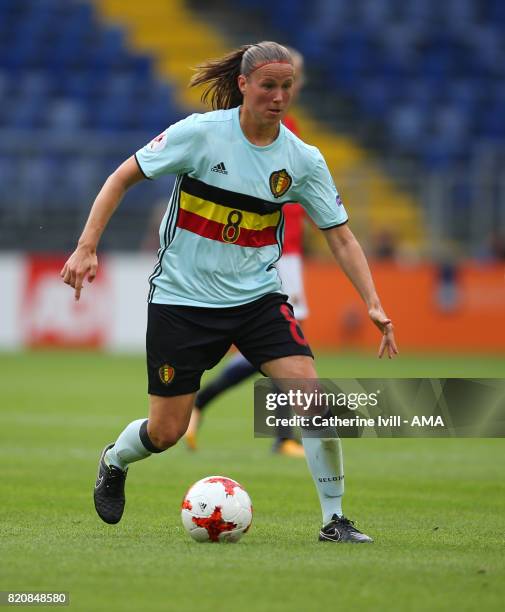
top-left (61, 114), bottom-right (201, 300)
top-left (60, 156), bottom-right (145, 301)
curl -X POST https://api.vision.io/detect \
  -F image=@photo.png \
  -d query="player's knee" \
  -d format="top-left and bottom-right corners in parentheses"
top-left (293, 363), bottom-right (317, 379)
top-left (264, 355), bottom-right (316, 379)
top-left (148, 425), bottom-right (185, 451)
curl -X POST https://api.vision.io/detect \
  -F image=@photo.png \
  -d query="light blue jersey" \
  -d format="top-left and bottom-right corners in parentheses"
top-left (135, 107), bottom-right (348, 307)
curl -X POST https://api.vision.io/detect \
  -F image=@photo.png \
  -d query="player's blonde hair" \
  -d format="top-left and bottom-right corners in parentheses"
top-left (190, 41), bottom-right (293, 110)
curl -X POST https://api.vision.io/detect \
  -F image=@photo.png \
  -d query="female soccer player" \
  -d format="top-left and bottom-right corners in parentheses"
top-left (61, 41), bottom-right (397, 543)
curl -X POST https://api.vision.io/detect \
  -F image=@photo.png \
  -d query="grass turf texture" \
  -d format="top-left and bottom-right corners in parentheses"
top-left (1, 351), bottom-right (504, 611)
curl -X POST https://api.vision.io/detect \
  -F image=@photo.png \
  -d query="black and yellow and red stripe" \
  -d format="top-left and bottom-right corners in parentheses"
top-left (176, 175), bottom-right (283, 248)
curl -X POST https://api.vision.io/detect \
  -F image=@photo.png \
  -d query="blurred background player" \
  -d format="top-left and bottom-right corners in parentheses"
top-left (185, 48), bottom-right (308, 457)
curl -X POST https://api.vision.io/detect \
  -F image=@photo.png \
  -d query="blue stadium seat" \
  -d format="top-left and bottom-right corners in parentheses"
top-left (357, 78), bottom-right (395, 119)
top-left (0, 71), bottom-right (10, 100)
top-left (480, 103), bottom-right (505, 140)
top-left (53, 157), bottom-right (101, 208)
top-left (0, 157), bottom-right (18, 209)
top-left (488, 0), bottom-right (505, 24)
top-left (45, 99), bottom-right (84, 130)
top-left (6, 96), bottom-right (47, 128)
top-left (358, 0), bottom-right (393, 26)
top-left (15, 71), bottom-right (53, 98)
top-left (387, 103), bottom-right (428, 153)
top-left (16, 157), bottom-right (58, 208)
top-left (60, 71), bottom-right (106, 102)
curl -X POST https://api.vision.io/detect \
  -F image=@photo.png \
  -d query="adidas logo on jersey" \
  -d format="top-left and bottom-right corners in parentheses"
top-left (211, 162), bottom-right (228, 174)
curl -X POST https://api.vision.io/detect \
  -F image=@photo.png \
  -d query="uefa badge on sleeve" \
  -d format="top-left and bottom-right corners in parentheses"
top-left (148, 131), bottom-right (168, 152)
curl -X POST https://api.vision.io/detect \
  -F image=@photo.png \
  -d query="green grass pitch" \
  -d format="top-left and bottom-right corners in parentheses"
top-left (1, 351), bottom-right (504, 611)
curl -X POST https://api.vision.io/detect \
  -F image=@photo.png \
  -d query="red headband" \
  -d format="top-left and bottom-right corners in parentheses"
top-left (248, 60), bottom-right (293, 75)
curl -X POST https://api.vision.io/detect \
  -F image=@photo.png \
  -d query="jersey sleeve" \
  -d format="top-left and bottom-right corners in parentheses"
top-left (294, 152), bottom-right (348, 229)
top-left (135, 114), bottom-right (201, 179)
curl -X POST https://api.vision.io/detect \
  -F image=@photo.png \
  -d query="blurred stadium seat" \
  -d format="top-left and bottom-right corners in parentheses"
top-left (0, 0), bottom-right (184, 250)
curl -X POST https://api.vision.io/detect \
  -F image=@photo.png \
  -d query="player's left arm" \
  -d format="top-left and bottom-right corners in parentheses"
top-left (323, 223), bottom-right (398, 359)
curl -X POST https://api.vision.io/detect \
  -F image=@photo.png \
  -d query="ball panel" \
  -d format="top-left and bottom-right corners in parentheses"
top-left (188, 527), bottom-right (210, 542)
top-left (219, 528), bottom-right (244, 543)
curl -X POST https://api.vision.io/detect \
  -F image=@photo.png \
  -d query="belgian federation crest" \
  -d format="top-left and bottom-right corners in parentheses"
top-left (158, 364), bottom-right (175, 385)
top-left (269, 169), bottom-right (292, 198)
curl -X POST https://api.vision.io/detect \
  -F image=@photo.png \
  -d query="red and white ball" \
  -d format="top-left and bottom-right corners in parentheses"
top-left (181, 476), bottom-right (253, 543)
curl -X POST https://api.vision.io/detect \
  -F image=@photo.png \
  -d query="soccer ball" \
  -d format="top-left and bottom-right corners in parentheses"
top-left (181, 476), bottom-right (253, 543)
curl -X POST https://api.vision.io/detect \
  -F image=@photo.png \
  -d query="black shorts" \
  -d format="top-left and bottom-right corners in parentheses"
top-left (146, 293), bottom-right (313, 396)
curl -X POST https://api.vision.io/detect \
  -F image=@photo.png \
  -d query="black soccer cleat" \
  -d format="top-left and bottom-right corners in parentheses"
top-left (93, 443), bottom-right (128, 524)
top-left (319, 515), bottom-right (373, 543)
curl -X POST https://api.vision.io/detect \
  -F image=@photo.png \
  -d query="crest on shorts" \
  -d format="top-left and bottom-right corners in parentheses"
top-left (158, 364), bottom-right (175, 385)
top-left (269, 169), bottom-right (292, 198)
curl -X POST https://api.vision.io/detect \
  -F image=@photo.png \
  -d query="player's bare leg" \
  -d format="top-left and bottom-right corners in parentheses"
top-left (94, 393), bottom-right (194, 524)
top-left (146, 393), bottom-right (195, 450)
top-left (261, 355), bottom-right (372, 543)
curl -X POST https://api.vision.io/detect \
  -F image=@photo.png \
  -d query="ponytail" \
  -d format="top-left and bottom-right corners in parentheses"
top-left (190, 45), bottom-right (251, 110)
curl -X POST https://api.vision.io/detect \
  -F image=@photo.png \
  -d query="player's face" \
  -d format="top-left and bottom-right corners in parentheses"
top-left (239, 63), bottom-right (295, 125)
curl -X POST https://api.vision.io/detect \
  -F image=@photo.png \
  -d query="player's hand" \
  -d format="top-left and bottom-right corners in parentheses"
top-left (368, 307), bottom-right (399, 359)
top-left (60, 246), bottom-right (98, 301)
